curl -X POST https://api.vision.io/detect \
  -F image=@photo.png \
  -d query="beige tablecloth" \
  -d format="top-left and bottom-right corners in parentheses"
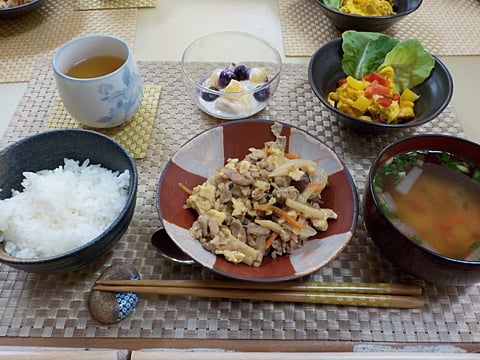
top-left (0, 59), bottom-right (477, 343)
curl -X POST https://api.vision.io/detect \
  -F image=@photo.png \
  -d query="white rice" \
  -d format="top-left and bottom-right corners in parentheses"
top-left (0, 158), bottom-right (130, 259)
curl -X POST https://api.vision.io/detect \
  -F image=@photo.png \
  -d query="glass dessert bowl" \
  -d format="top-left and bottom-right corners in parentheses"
top-left (181, 31), bottom-right (282, 120)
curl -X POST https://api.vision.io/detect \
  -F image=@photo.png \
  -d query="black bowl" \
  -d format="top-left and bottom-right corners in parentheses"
top-left (314, 0), bottom-right (422, 32)
top-left (0, 0), bottom-right (44, 19)
top-left (363, 134), bottom-right (480, 285)
top-left (308, 38), bottom-right (453, 133)
top-left (0, 129), bottom-right (138, 273)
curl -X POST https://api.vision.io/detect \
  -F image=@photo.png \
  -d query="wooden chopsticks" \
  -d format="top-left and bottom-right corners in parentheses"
top-left (94, 280), bottom-right (424, 309)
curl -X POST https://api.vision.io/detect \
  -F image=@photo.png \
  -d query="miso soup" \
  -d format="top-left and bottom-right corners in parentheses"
top-left (373, 150), bottom-right (480, 261)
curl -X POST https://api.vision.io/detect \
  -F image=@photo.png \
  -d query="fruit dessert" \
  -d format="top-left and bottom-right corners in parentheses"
top-left (196, 63), bottom-right (271, 119)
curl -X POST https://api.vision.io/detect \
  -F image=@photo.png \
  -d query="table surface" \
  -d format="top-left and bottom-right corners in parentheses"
top-left (1, 0), bottom-right (480, 355)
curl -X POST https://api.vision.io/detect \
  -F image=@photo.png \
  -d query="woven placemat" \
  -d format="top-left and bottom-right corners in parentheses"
top-left (279, 0), bottom-right (480, 57)
top-left (75, 0), bottom-right (156, 11)
top-left (0, 58), bottom-right (478, 343)
top-left (0, 0), bottom-right (137, 84)
top-left (44, 84), bottom-right (161, 159)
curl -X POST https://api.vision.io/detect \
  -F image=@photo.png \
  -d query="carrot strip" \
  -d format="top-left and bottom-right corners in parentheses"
top-left (407, 198), bottom-right (426, 213)
top-left (305, 182), bottom-right (325, 192)
top-left (254, 203), bottom-right (304, 230)
top-left (264, 232), bottom-right (278, 249)
top-left (270, 205), bottom-right (304, 230)
top-left (178, 182), bottom-right (193, 195)
top-left (441, 212), bottom-right (464, 229)
top-left (285, 153), bottom-right (300, 159)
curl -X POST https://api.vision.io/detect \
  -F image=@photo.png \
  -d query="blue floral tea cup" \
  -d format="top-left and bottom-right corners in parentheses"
top-left (52, 34), bottom-right (143, 128)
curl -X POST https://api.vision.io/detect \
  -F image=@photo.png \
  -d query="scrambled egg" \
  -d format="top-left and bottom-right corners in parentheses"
top-left (327, 66), bottom-right (419, 124)
top-left (215, 249), bottom-right (246, 264)
top-left (341, 0), bottom-right (396, 16)
top-left (186, 183), bottom-right (215, 214)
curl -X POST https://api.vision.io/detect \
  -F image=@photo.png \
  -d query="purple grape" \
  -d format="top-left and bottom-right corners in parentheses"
top-left (234, 65), bottom-right (249, 81)
top-left (218, 69), bottom-right (236, 88)
top-left (253, 86), bottom-right (270, 102)
top-left (201, 87), bottom-right (219, 102)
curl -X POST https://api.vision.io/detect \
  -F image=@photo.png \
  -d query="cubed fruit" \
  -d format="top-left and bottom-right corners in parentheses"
top-left (253, 86), bottom-right (270, 102)
top-left (234, 65), bottom-right (250, 81)
top-left (209, 68), bottom-right (222, 88)
top-left (224, 80), bottom-right (246, 100)
top-left (201, 87), bottom-right (219, 102)
top-left (249, 67), bottom-right (267, 82)
top-left (218, 69), bottom-right (236, 88)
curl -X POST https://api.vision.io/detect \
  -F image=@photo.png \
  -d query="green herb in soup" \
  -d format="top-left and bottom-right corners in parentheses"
top-left (373, 150), bottom-right (480, 261)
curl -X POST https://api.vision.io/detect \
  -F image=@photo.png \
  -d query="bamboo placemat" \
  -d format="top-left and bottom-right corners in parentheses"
top-left (44, 84), bottom-right (161, 159)
top-left (74, 0), bottom-right (156, 11)
top-left (0, 59), bottom-right (478, 343)
top-left (278, 0), bottom-right (480, 57)
top-left (0, 0), bottom-right (137, 84)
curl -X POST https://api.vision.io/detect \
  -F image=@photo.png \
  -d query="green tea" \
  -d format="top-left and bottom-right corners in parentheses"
top-left (66, 55), bottom-right (125, 79)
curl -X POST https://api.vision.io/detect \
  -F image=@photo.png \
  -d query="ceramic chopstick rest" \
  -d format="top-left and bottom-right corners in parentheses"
top-left (89, 264), bottom-right (140, 324)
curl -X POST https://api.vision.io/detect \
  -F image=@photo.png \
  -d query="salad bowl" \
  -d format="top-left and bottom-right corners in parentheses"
top-left (314, 0), bottom-right (423, 32)
top-left (156, 120), bottom-right (359, 282)
top-left (308, 33), bottom-right (453, 133)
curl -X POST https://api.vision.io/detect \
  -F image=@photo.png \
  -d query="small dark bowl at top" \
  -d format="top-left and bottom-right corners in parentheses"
top-left (0, 0), bottom-right (44, 19)
top-left (363, 134), bottom-right (480, 286)
top-left (308, 38), bottom-right (453, 133)
top-left (0, 129), bottom-right (138, 274)
top-left (314, 0), bottom-right (422, 32)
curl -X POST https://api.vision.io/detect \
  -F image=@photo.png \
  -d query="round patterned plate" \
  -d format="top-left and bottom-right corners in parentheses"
top-left (156, 119), bottom-right (359, 282)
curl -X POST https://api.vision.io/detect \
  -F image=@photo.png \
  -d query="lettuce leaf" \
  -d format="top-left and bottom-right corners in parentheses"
top-left (340, 31), bottom-right (435, 93)
top-left (380, 38), bottom-right (435, 92)
top-left (323, 0), bottom-right (342, 10)
top-left (341, 31), bottom-right (399, 79)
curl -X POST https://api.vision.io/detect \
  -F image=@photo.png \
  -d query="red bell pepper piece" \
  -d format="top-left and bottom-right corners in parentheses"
top-left (364, 72), bottom-right (390, 87)
top-left (376, 97), bottom-right (393, 107)
top-left (364, 80), bottom-right (391, 98)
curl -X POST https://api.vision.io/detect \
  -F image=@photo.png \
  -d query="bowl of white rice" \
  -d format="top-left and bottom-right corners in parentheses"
top-left (0, 129), bottom-right (138, 273)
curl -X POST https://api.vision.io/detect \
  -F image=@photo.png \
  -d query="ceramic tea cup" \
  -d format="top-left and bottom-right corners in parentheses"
top-left (52, 34), bottom-right (143, 128)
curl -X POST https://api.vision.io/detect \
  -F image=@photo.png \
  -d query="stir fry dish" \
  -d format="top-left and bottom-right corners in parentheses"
top-left (183, 124), bottom-right (338, 267)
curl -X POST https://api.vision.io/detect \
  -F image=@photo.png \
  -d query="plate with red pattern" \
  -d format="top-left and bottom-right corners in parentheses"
top-left (156, 119), bottom-right (358, 281)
